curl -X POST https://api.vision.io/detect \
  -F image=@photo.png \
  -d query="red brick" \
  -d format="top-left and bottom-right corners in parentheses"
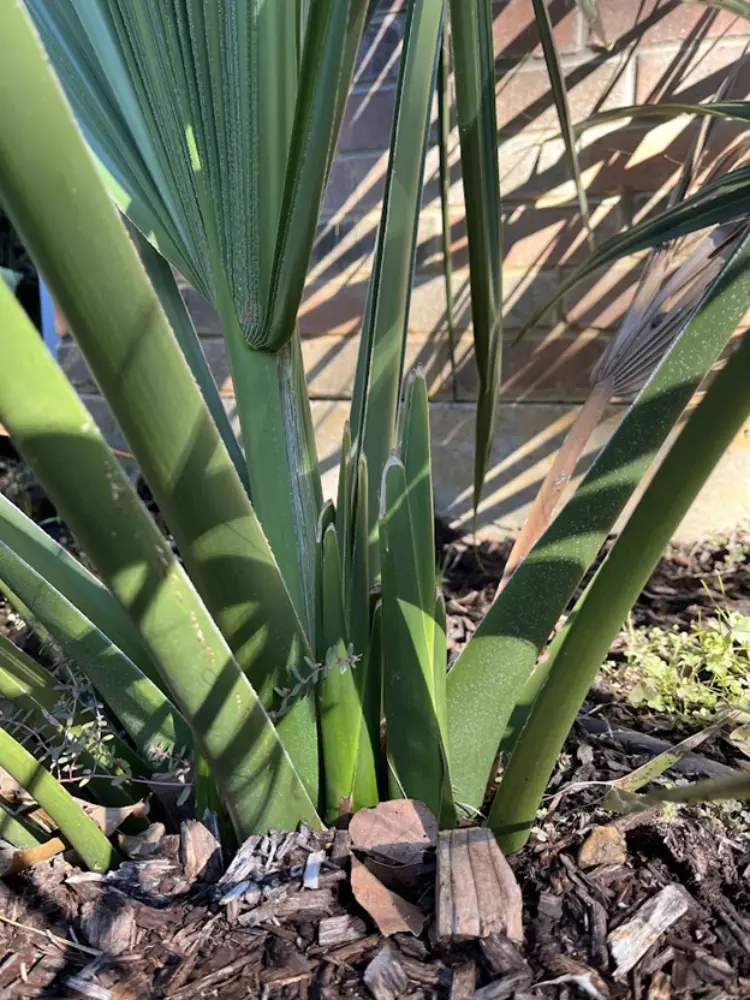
top-left (300, 280), bottom-right (368, 336)
top-left (561, 262), bottom-right (643, 329)
top-left (497, 327), bottom-right (604, 400)
top-left (581, 124), bottom-right (694, 197)
top-left (323, 152), bottom-right (388, 215)
top-left (329, 136), bottom-right (584, 223)
top-left (592, 0), bottom-right (749, 50)
top-left (500, 202), bottom-right (622, 268)
top-left (496, 54), bottom-right (634, 134)
top-left (355, 12), bottom-right (404, 85)
top-left (497, 134), bottom-right (574, 201)
top-left (636, 40), bottom-right (750, 103)
top-left (309, 211), bottom-right (443, 280)
top-left (492, 0), bottom-right (579, 61)
top-left (313, 201), bottom-right (608, 297)
top-left (579, 118), bottom-right (748, 197)
top-left (298, 263), bottom-right (566, 339)
top-left (338, 86), bottom-right (396, 152)
top-left (503, 267), bottom-right (565, 330)
top-left (302, 329), bottom-right (598, 402)
top-left (308, 215), bottom-right (375, 279)
top-left (178, 268), bottom-right (566, 340)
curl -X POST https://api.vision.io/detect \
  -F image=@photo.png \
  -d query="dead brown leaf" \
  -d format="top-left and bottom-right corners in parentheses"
top-left (75, 798), bottom-right (148, 836)
top-left (349, 800), bottom-right (437, 866)
top-left (0, 837), bottom-right (67, 876)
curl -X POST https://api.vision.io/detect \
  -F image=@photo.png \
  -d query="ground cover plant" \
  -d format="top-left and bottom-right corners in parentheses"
top-left (1, 0), bottom-right (750, 877)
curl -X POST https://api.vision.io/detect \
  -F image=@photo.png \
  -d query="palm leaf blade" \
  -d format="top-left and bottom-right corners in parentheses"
top-left (350, 0), bottom-right (444, 578)
top-left (0, 539), bottom-right (191, 761)
top-left (532, 0), bottom-right (593, 248)
top-left (447, 0), bottom-right (502, 510)
top-left (0, 279), bottom-right (321, 837)
top-left (0, 725), bottom-right (116, 871)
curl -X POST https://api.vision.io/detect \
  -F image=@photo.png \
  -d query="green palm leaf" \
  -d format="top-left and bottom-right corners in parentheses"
top-left (350, 0), bottom-right (445, 579)
top-left (447, 0), bottom-right (502, 512)
top-left (532, 0), bottom-right (593, 248)
top-left (0, 540), bottom-right (191, 761)
top-left (490, 230), bottom-right (750, 851)
top-left (0, 0), bottom-right (317, 735)
top-left (0, 277), bottom-right (321, 837)
top-left (572, 100), bottom-right (750, 138)
top-left (0, 725), bottom-right (117, 871)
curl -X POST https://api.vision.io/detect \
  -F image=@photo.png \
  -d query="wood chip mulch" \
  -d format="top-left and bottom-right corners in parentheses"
top-left (2, 724), bottom-right (750, 1000)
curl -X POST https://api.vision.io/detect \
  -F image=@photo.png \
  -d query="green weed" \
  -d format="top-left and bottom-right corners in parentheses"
top-left (606, 608), bottom-right (750, 725)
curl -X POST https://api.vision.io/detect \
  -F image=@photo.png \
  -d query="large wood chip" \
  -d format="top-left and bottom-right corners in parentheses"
top-left (80, 894), bottom-right (136, 957)
top-left (537, 972), bottom-right (607, 999)
top-left (398, 953), bottom-right (445, 987)
top-left (180, 819), bottom-right (223, 882)
top-left (351, 857), bottom-right (426, 937)
top-left (450, 962), bottom-right (476, 1000)
top-left (436, 829), bottom-right (523, 944)
top-left (324, 933), bottom-right (381, 966)
top-left (364, 944), bottom-right (408, 1000)
top-left (609, 885), bottom-right (690, 979)
top-left (541, 949), bottom-right (609, 998)
top-left (331, 828), bottom-right (351, 864)
top-left (647, 970), bottom-right (672, 1000)
top-left (475, 971), bottom-right (533, 1000)
top-left (480, 933), bottom-right (529, 976)
top-left (118, 822), bottom-right (166, 860)
top-left (578, 826), bottom-right (627, 869)
top-left (238, 888), bottom-right (334, 927)
top-left (350, 800), bottom-right (437, 866)
top-left (318, 913), bottom-right (368, 947)
top-left (218, 834), bottom-right (263, 886)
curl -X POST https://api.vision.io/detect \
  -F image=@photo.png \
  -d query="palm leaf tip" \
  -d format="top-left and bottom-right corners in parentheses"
top-left (517, 217), bottom-right (747, 569)
top-left (595, 135), bottom-right (750, 401)
top-left (576, 0), bottom-right (609, 48)
top-left (499, 134), bottom-right (750, 591)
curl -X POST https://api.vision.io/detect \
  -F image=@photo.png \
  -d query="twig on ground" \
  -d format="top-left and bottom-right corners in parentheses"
top-left (0, 912), bottom-right (102, 956)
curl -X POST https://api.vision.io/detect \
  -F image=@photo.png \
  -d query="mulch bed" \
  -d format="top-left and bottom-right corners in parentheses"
top-left (2, 448), bottom-right (750, 998)
top-left (2, 753), bottom-right (750, 1000)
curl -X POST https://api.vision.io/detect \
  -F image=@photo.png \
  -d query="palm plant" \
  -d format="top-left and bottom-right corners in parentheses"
top-left (0, 0), bottom-right (750, 871)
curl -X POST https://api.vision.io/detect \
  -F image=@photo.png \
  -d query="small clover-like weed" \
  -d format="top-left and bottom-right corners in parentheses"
top-left (606, 606), bottom-right (750, 725)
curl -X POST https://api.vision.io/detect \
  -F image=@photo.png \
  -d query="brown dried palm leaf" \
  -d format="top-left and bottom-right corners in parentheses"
top-left (498, 130), bottom-right (750, 592)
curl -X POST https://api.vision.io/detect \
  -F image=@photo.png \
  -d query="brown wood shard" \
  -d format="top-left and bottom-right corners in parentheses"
top-left (436, 829), bottom-right (523, 944)
top-left (350, 857), bottom-right (426, 937)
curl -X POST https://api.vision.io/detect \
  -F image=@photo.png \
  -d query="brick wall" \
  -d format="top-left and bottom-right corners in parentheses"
top-left (61, 0), bottom-right (750, 539)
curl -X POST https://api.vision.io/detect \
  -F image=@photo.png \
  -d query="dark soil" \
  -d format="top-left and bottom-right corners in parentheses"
top-left (439, 530), bottom-right (750, 663)
top-left (2, 447), bottom-right (750, 998)
top-left (0, 209), bottom-right (41, 332)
